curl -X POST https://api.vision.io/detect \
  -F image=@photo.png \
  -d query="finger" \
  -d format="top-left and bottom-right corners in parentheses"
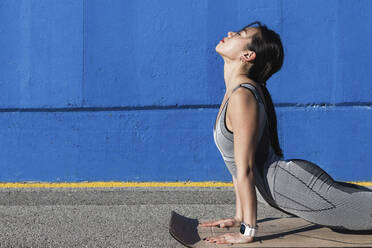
top-left (198, 221), bottom-right (213, 226)
top-left (219, 219), bottom-right (233, 228)
top-left (216, 239), bottom-right (228, 244)
top-left (210, 234), bottom-right (225, 241)
top-left (215, 236), bottom-right (228, 244)
top-left (214, 238), bottom-right (223, 243)
top-left (199, 220), bottom-right (220, 227)
top-left (217, 234), bottom-right (231, 243)
top-left (213, 219), bottom-right (228, 226)
top-left (205, 236), bottom-right (217, 242)
top-left (203, 236), bottom-right (218, 241)
top-left (201, 220), bottom-right (219, 225)
top-left (219, 221), bottom-right (229, 228)
top-left (198, 222), bottom-right (213, 227)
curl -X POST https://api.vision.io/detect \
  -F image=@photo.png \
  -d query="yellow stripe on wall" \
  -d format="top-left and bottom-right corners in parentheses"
top-left (0, 181), bottom-right (371, 188)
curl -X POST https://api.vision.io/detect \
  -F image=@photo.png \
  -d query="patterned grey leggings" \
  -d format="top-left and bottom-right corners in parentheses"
top-left (256, 159), bottom-right (372, 231)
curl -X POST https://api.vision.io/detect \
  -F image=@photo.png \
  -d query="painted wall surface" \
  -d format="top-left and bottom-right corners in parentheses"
top-left (0, 0), bottom-right (371, 182)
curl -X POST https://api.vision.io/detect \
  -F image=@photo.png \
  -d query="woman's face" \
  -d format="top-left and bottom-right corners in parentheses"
top-left (215, 27), bottom-right (257, 61)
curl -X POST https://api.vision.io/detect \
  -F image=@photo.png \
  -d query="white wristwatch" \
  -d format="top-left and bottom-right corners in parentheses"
top-left (239, 222), bottom-right (258, 237)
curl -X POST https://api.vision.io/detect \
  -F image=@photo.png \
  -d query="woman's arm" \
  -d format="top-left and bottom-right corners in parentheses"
top-left (232, 176), bottom-right (243, 222)
top-left (228, 87), bottom-right (259, 227)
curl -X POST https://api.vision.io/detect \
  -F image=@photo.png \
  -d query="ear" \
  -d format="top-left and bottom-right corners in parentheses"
top-left (240, 50), bottom-right (256, 63)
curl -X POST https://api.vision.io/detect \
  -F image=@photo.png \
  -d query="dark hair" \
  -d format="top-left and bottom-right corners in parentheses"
top-left (236, 21), bottom-right (284, 157)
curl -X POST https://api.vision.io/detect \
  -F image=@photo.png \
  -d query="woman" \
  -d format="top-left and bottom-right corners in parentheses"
top-left (199, 21), bottom-right (372, 245)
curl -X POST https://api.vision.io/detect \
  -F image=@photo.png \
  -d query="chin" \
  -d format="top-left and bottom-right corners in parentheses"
top-left (215, 44), bottom-right (223, 55)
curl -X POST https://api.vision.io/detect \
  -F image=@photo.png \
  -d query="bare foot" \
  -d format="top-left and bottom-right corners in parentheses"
top-left (198, 216), bottom-right (241, 228)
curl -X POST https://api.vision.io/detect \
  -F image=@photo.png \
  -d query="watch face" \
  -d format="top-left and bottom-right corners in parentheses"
top-left (239, 224), bottom-right (245, 234)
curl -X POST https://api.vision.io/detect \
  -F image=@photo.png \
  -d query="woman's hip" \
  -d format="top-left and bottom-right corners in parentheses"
top-left (269, 159), bottom-right (336, 212)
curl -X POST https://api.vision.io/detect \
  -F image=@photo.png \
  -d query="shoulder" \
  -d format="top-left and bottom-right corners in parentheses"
top-left (228, 86), bottom-right (258, 112)
top-left (227, 86), bottom-right (260, 135)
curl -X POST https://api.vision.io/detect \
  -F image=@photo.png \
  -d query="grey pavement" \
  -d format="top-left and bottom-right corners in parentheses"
top-left (0, 187), bottom-right (307, 247)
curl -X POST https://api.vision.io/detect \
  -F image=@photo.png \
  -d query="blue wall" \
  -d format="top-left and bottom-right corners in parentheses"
top-left (0, 0), bottom-right (371, 182)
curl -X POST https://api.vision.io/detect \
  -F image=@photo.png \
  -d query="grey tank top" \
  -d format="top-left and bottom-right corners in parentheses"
top-left (213, 83), bottom-right (283, 208)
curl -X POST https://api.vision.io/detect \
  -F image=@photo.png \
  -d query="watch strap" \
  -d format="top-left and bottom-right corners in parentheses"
top-left (240, 222), bottom-right (258, 237)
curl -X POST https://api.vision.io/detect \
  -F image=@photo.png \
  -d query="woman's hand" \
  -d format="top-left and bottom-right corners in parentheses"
top-left (198, 216), bottom-right (242, 228)
top-left (203, 232), bottom-right (255, 244)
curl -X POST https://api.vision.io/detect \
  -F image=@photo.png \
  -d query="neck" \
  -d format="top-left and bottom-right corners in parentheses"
top-left (223, 60), bottom-right (257, 93)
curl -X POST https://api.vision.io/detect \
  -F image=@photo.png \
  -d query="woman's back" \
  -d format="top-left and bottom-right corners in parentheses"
top-left (213, 82), bottom-right (372, 231)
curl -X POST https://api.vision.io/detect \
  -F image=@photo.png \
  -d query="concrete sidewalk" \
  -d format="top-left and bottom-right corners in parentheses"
top-left (0, 187), bottom-right (293, 247)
